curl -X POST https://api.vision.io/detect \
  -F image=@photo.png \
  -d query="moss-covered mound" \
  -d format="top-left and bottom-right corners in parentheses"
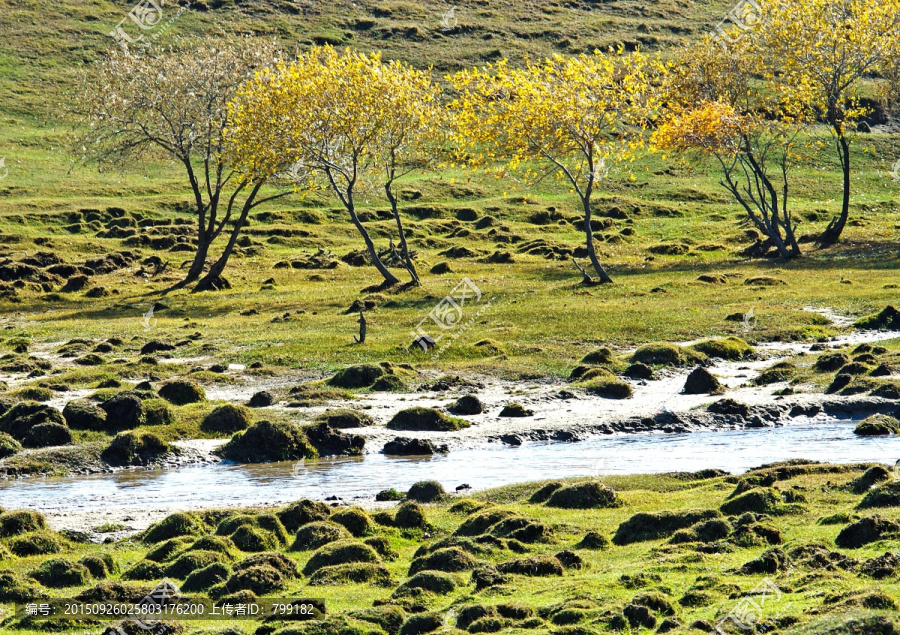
top-left (386, 407), bottom-right (469, 432)
top-left (835, 515), bottom-right (900, 548)
top-left (395, 502), bottom-right (429, 529)
top-left (545, 482), bottom-right (619, 509)
top-left (854, 415), bottom-right (900, 436)
top-left (219, 420), bottom-right (315, 463)
top-left (181, 562), bottom-right (231, 592)
top-left (327, 364), bottom-right (386, 389)
top-left (201, 404), bottom-right (253, 433)
top-left (0, 572), bottom-right (44, 602)
top-left (234, 552), bottom-right (299, 579)
top-left (0, 432), bottom-right (21, 458)
top-left (682, 367), bottom-right (725, 395)
top-left (310, 563), bottom-right (393, 587)
top-left (278, 499), bottom-right (331, 533)
top-left (304, 421), bottom-right (365, 457)
top-left (496, 555), bottom-right (563, 577)
top-left (313, 408), bottom-right (375, 429)
top-left (291, 521), bottom-right (352, 551)
top-left (99, 392), bottom-right (145, 430)
top-left (29, 557), bottom-right (91, 587)
top-left (581, 347), bottom-right (616, 365)
top-left (80, 554), bottom-right (117, 579)
top-left (858, 482), bottom-right (900, 509)
top-left (407, 480), bottom-right (446, 503)
top-left (409, 547), bottom-right (480, 575)
top-left (720, 488), bottom-right (780, 515)
top-left (331, 507), bottom-right (373, 538)
top-left (394, 571), bottom-right (457, 596)
top-left (101, 431), bottom-right (171, 466)
top-left (303, 541), bottom-right (381, 576)
top-left (158, 380), bottom-right (206, 405)
top-left (0, 401), bottom-right (71, 447)
top-left (576, 375), bottom-right (633, 399)
top-left (145, 537), bottom-right (193, 562)
top-left (230, 525), bottom-right (280, 552)
top-left (142, 512), bottom-right (203, 544)
top-left (855, 306), bottom-right (900, 330)
top-left (217, 564), bottom-right (285, 596)
top-left (613, 509), bottom-right (722, 545)
top-left (9, 531), bottom-right (64, 556)
top-left (62, 399), bottom-right (107, 430)
top-left (816, 352), bottom-right (851, 372)
top-left (689, 337), bottom-right (754, 360)
top-left (848, 466), bottom-right (892, 494)
top-left (326, 363), bottom-right (411, 390)
top-left (165, 550), bottom-right (222, 579)
top-left (0, 510), bottom-right (47, 537)
top-left (631, 343), bottom-right (705, 367)
top-left (449, 394), bottom-right (484, 415)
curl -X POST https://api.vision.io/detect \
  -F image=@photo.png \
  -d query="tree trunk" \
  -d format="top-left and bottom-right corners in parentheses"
top-left (581, 195), bottom-right (613, 284)
top-left (385, 181), bottom-right (419, 286)
top-left (820, 132), bottom-right (851, 245)
top-left (347, 199), bottom-right (400, 286)
top-left (193, 217), bottom-right (244, 292)
top-left (172, 235), bottom-right (211, 289)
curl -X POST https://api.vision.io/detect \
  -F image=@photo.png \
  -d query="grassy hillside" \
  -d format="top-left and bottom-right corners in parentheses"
top-left (0, 0), bottom-right (899, 378)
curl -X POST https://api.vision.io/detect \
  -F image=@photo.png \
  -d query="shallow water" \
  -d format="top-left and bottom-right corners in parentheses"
top-left (2, 417), bottom-right (897, 527)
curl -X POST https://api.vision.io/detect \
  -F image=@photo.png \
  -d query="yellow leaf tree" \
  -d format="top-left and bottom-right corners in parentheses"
top-left (74, 37), bottom-right (289, 292)
top-left (226, 47), bottom-right (443, 287)
top-left (373, 60), bottom-right (444, 286)
top-left (655, 37), bottom-right (804, 260)
top-left (754, 0), bottom-right (900, 244)
top-left (449, 50), bottom-right (665, 284)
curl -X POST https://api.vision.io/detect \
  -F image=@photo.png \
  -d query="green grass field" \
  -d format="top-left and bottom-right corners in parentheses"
top-left (2, 466), bottom-right (900, 635)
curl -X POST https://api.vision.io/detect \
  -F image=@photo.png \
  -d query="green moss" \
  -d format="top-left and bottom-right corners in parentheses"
top-left (291, 521), bottom-right (353, 551)
top-left (854, 415), bottom-right (900, 436)
top-left (631, 342), bottom-right (705, 367)
top-left (142, 512), bottom-right (203, 544)
top-left (313, 408), bottom-right (375, 429)
top-left (158, 379), bottom-right (206, 405)
top-left (304, 541), bottom-right (381, 576)
top-left (219, 420), bottom-right (316, 463)
top-left (0, 432), bottom-right (20, 458)
top-left (29, 557), bottom-right (91, 587)
top-left (201, 403), bottom-right (254, 433)
top-left (689, 336), bottom-right (754, 360)
top-left (386, 407), bottom-right (469, 432)
top-left (575, 375), bottom-right (633, 399)
top-left (331, 507), bottom-right (373, 537)
top-left (9, 530), bottom-right (64, 556)
top-left (101, 431), bottom-right (171, 466)
top-left (0, 510), bottom-right (47, 537)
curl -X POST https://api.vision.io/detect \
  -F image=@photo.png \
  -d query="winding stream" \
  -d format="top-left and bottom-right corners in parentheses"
top-left (1, 416), bottom-right (898, 535)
